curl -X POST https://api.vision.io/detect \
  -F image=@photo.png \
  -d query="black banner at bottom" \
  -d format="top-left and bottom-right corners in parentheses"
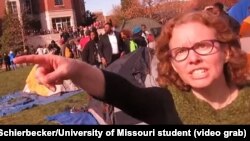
top-left (0, 125), bottom-right (248, 139)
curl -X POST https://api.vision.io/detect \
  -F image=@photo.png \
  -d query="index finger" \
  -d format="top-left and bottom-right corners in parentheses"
top-left (14, 55), bottom-right (47, 65)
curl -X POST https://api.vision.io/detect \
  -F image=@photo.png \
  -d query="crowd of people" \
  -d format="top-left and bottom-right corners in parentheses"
top-left (32, 21), bottom-right (154, 68)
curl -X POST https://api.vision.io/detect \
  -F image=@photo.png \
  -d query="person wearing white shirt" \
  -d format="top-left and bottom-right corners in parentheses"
top-left (98, 23), bottom-right (125, 66)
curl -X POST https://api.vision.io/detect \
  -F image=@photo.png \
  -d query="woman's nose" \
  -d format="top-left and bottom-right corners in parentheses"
top-left (187, 50), bottom-right (202, 64)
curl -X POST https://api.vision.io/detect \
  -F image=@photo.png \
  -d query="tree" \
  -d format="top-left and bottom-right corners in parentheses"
top-left (149, 0), bottom-right (238, 23)
top-left (112, 0), bottom-right (148, 22)
top-left (0, 12), bottom-right (23, 53)
top-left (21, 9), bottom-right (41, 35)
top-left (186, 0), bottom-right (238, 11)
top-left (82, 10), bottom-right (97, 26)
top-left (121, 0), bottom-right (146, 19)
top-left (111, 0), bottom-right (238, 25)
top-left (111, 0), bottom-right (159, 26)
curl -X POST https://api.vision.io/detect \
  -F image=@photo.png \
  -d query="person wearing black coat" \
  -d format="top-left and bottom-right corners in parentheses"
top-left (98, 23), bottom-right (125, 66)
top-left (82, 30), bottom-right (102, 68)
top-left (3, 53), bottom-right (11, 71)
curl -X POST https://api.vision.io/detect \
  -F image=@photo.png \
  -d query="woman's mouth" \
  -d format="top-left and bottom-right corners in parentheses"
top-left (190, 68), bottom-right (208, 79)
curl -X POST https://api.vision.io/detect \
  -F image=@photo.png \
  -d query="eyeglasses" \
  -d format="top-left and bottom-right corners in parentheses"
top-left (168, 39), bottom-right (222, 62)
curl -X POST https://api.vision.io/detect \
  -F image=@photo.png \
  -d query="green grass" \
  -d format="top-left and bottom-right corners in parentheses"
top-left (0, 66), bottom-right (88, 124)
top-left (0, 66), bottom-right (33, 97)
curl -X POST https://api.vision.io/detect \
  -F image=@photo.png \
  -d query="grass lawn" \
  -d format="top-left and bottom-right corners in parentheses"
top-left (0, 66), bottom-right (33, 97)
top-left (0, 66), bottom-right (88, 124)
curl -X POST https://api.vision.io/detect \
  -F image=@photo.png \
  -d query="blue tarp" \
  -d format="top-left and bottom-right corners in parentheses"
top-left (0, 90), bottom-right (83, 117)
top-left (47, 111), bottom-right (98, 125)
top-left (228, 0), bottom-right (250, 24)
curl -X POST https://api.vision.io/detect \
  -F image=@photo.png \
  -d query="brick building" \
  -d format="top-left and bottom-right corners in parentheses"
top-left (0, 0), bottom-right (86, 32)
top-left (0, 0), bottom-right (6, 35)
top-left (39, 0), bottom-right (85, 31)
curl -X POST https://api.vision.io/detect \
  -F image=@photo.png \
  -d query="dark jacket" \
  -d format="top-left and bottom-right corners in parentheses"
top-left (82, 40), bottom-right (101, 66)
top-left (3, 55), bottom-right (11, 65)
top-left (98, 31), bottom-right (125, 64)
top-left (132, 33), bottom-right (147, 48)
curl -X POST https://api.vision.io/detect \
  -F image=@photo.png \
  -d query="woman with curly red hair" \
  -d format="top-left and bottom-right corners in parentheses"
top-left (14, 11), bottom-right (250, 124)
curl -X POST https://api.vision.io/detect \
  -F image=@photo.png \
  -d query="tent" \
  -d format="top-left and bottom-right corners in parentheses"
top-left (240, 16), bottom-right (250, 37)
top-left (228, 0), bottom-right (250, 24)
top-left (106, 47), bottom-right (152, 87)
top-left (23, 65), bottom-right (80, 96)
top-left (87, 47), bottom-right (158, 124)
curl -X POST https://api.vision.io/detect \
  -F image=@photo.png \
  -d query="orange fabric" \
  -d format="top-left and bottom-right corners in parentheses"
top-left (240, 16), bottom-right (250, 37)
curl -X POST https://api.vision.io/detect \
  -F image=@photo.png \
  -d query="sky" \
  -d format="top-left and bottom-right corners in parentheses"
top-left (85, 0), bottom-right (121, 16)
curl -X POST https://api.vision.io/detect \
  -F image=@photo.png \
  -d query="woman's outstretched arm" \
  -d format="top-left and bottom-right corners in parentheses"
top-left (14, 54), bottom-right (181, 124)
top-left (14, 55), bottom-right (106, 99)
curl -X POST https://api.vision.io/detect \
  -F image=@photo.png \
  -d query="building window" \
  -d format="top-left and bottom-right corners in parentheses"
top-left (55, 0), bottom-right (63, 6)
top-left (52, 17), bottom-right (71, 31)
top-left (7, 1), bottom-right (17, 14)
top-left (24, 0), bottom-right (32, 14)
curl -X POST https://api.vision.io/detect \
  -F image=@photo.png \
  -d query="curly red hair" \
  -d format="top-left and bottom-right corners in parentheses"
top-left (156, 11), bottom-right (248, 91)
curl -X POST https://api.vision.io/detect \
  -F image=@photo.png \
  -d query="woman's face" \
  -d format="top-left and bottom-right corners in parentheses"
top-left (169, 22), bottom-right (227, 89)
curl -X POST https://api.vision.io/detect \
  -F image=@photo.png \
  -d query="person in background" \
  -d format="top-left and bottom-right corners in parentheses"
top-left (49, 40), bottom-right (61, 55)
top-left (60, 28), bottom-right (70, 45)
top-left (80, 30), bottom-right (91, 52)
top-left (147, 33), bottom-right (156, 49)
top-left (120, 29), bottom-right (136, 55)
top-left (9, 50), bottom-right (16, 70)
top-left (82, 30), bottom-right (102, 68)
top-left (69, 40), bottom-right (77, 59)
top-left (141, 24), bottom-right (150, 45)
top-left (98, 22), bottom-right (125, 66)
top-left (35, 45), bottom-right (44, 55)
top-left (75, 38), bottom-right (82, 58)
top-left (3, 53), bottom-right (11, 71)
top-left (132, 26), bottom-right (148, 48)
top-left (23, 46), bottom-right (30, 55)
top-left (43, 44), bottom-right (49, 55)
top-left (64, 43), bottom-right (74, 58)
top-left (14, 11), bottom-right (250, 124)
